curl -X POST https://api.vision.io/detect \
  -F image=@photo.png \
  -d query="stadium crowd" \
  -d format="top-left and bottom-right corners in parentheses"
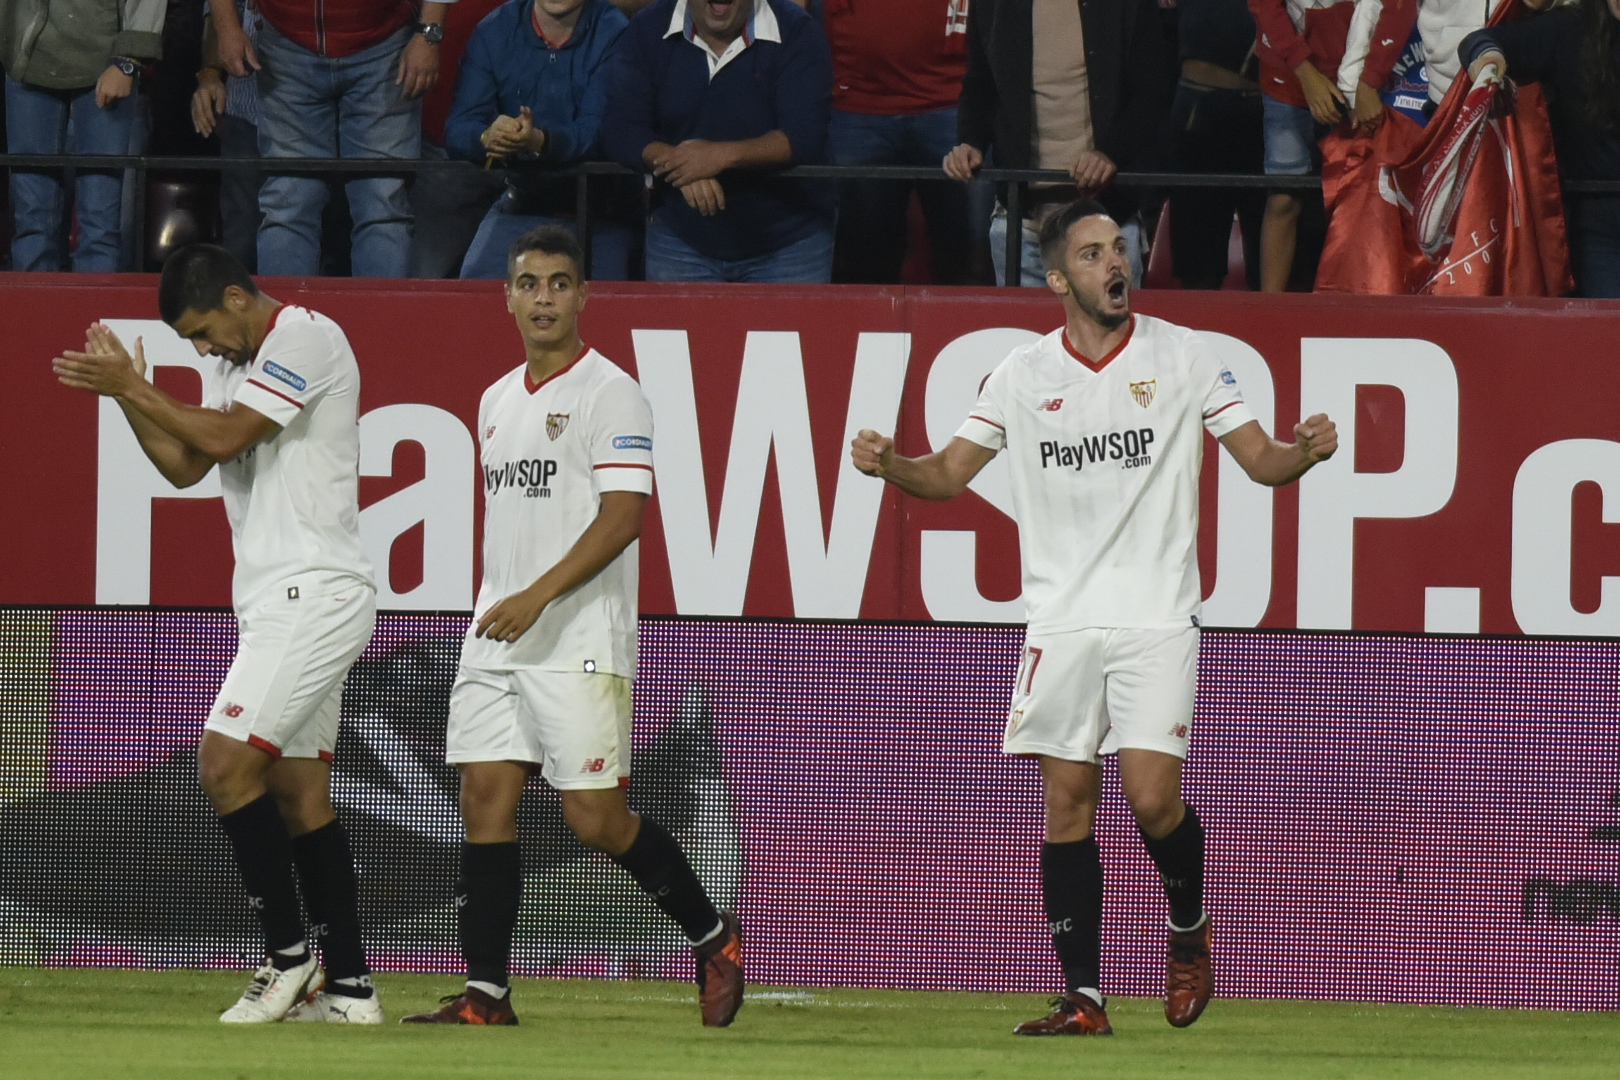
top-left (1, 0), bottom-right (1617, 294)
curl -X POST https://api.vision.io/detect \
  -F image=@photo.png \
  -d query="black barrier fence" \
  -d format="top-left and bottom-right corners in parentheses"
top-left (4, 154), bottom-right (1619, 285)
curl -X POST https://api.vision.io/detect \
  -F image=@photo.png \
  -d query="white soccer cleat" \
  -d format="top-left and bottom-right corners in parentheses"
top-left (219, 956), bottom-right (323, 1023)
top-left (285, 991), bottom-right (385, 1024)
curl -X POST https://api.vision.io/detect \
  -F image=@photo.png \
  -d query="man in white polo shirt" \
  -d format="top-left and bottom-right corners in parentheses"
top-left (52, 244), bottom-right (381, 1024)
top-left (851, 199), bottom-right (1338, 1037)
top-left (401, 225), bottom-right (743, 1028)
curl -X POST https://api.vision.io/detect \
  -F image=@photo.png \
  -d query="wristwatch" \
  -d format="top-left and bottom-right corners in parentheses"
top-left (414, 21), bottom-right (445, 44)
top-left (111, 56), bottom-right (139, 77)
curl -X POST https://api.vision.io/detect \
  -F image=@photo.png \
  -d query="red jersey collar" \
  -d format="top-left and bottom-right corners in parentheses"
top-left (525, 344), bottom-right (590, 394)
top-left (1062, 316), bottom-right (1135, 373)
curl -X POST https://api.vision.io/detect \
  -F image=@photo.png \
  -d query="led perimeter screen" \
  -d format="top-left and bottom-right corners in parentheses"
top-left (0, 609), bottom-right (1616, 1011)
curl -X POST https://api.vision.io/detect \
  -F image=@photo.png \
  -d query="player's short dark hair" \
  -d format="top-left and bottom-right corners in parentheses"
top-left (508, 225), bottom-right (585, 282)
top-left (1038, 199), bottom-right (1116, 272)
top-left (157, 244), bottom-right (258, 325)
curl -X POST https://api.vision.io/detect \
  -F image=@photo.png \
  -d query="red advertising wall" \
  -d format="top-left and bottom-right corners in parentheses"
top-left (3, 275), bottom-right (1618, 635)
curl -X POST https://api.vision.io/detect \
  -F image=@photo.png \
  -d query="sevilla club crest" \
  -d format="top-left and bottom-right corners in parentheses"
top-left (1129, 379), bottom-right (1157, 409)
top-left (546, 413), bottom-right (570, 441)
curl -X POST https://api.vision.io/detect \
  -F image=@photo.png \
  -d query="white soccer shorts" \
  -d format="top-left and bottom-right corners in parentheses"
top-left (1002, 626), bottom-right (1200, 763)
top-left (205, 583), bottom-right (377, 761)
top-left (445, 665), bottom-right (633, 790)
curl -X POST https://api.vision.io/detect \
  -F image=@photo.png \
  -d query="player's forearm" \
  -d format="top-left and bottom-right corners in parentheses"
top-left (881, 452), bottom-right (970, 501)
top-left (117, 398), bottom-right (215, 488)
top-left (119, 378), bottom-right (262, 462)
top-left (1244, 440), bottom-right (1317, 487)
top-left (524, 496), bottom-right (645, 608)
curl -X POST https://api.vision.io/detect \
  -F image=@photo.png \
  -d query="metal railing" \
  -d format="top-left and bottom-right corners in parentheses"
top-left (4, 153), bottom-right (1617, 285)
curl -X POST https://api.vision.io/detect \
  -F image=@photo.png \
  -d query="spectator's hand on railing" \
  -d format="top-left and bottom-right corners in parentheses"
top-left (1070, 150), bottom-right (1117, 192)
top-left (653, 140), bottom-right (734, 188)
top-left (943, 143), bottom-right (983, 182)
top-left (1296, 62), bottom-right (1348, 127)
top-left (679, 178), bottom-right (727, 216)
top-left (95, 66), bottom-right (135, 110)
top-left (216, 21), bottom-right (261, 79)
top-left (192, 69), bottom-right (228, 138)
top-left (1352, 81), bottom-right (1386, 134)
top-left (398, 34), bottom-right (441, 100)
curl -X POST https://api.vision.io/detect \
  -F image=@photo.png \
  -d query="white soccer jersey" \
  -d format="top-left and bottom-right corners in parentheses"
top-left (955, 315), bottom-right (1254, 631)
top-left (203, 305), bottom-right (374, 612)
top-left (459, 348), bottom-right (655, 675)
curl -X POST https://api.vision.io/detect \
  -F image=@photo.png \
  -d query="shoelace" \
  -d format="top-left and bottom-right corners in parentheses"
top-left (238, 964), bottom-right (276, 1003)
top-left (1166, 941), bottom-right (1207, 994)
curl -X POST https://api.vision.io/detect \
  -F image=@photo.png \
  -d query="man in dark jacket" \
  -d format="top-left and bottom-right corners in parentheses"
top-left (602, 0), bottom-right (834, 283)
top-left (942, 0), bottom-right (1176, 286)
top-left (3, 0), bottom-right (166, 271)
top-left (446, 0), bottom-right (631, 278)
top-left (206, 0), bottom-right (451, 277)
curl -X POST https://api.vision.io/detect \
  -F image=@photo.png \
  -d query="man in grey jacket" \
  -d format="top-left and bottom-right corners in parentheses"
top-left (2, 0), bottom-right (164, 271)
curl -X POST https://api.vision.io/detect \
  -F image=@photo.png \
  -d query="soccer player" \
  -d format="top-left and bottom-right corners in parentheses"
top-left (851, 199), bottom-right (1338, 1036)
top-left (51, 245), bottom-right (382, 1024)
top-left (401, 225), bottom-right (743, 1027)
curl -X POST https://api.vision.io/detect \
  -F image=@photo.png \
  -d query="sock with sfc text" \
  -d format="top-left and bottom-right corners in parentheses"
top-left (612, 815), bottom-right (722, 943)
top-left (458, 841), bottom-right (523, 988)
top-left (291, 818), bottom-right (373, 996)
top-left (218, 793), bottom-right (306, 958)
top-left (1139, 803), bottom-right (1206, 930)
top-left (1042, 837), bottom-right (1104, 995)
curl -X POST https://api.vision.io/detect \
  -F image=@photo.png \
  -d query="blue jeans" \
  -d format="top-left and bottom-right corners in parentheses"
top-left (255, 22), bottom-right (420, 277)
top-left (644, 214), bottom-right (833, 283)
top-left (6, 76), bottom-right (140, 272)
top-left (827, 107), bottom-right (987, 284)
top-left (459, 191), bottom-right (632, 281)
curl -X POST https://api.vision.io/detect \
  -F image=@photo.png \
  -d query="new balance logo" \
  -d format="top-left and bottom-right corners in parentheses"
top-left (219, 702), bottom-right (244, 718)
top-left (580, 758), bottom-right (606, 774)
top-left (1170, 724), bottom-right (1189, 739)
top-left (1036, 398), bottom-right (1064, 412)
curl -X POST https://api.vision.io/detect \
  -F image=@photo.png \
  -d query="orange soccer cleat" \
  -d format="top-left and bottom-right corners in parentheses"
top-left (399, 986), bottom-right (519, 1026)
top-left (694, 911), bottom-right (744, 1027)
top-left (1165, 915), bottom-right (1213, 1028)
top-left (1013, 992), bottom-right (1114, 1036)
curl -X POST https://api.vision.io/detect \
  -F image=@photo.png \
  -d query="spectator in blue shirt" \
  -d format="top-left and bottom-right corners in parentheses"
top-left (602, 0), bottom-right (834, 283)
top-left (447, 0), bottom-right (632, 278)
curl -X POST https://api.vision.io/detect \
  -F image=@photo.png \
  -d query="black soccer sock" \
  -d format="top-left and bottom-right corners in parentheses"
top-left (1042, 837), bottom-right (1103, 994)
top-left (218, 793), bottom-right (306, 959)
top-left (1139, 803), bottom-right (1206, 930)
top-left (291, 819), bottom-right (372, 995)
top-left (458, 841), bottom-right (523, 988)
top-left (612, 815), bottom-right (722, 943)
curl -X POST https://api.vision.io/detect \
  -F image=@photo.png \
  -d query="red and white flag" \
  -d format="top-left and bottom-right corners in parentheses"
top-left (1316, 0), bottom-right (1571, 296)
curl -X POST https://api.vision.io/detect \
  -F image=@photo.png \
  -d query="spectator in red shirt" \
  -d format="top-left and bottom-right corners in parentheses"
top-left (1250, 0), bottom-right (1354, 291)
top-left (823, 0), bottom-right (986, 284)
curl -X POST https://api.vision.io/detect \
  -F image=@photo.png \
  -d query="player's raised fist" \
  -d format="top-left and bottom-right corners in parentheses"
top-left (1295, 413), bottom-right (1338, 463)
top-left (851, 429), bottom-right (894, 478)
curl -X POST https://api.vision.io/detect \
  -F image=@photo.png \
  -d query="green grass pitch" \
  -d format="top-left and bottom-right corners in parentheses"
top-left (2, 968), bottom-right (1616, 1080)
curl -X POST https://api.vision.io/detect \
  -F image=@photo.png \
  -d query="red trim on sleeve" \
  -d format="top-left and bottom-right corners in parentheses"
top-left (1062, 316), bottom-right (1136, 373)
top-left (525, 345), bottom-right (592, 394)
top-left (593, 462), bottom-right (654, 472)
top-left (968, 414), bottom-right (1005, 432)
top-left (318, 749), bottom-right (335, 764)
top-left (1204, 401), bottom-right (1243, 421)
top-left (245, 378), bottom-right (306, 410)
top-left (247, 734), bottom-right (283, 759)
